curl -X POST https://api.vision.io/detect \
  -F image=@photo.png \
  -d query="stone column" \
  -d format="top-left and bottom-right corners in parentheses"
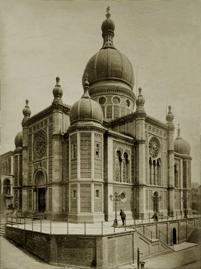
top-left (135, 88), bottom-right (146, 219)
top-left (166, 106), bottom-right (175, 217)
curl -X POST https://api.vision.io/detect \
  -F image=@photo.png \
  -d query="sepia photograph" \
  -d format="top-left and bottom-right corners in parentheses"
top-left (0, 0), bottom-right (201, 268)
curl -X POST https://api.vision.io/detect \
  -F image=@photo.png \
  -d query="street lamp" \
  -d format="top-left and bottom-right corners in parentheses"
top-left (110, 192), bottom-right (125, 227)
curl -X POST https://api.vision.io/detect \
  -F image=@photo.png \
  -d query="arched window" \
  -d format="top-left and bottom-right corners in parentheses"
top-left (149, 158), bottom-right (152, 185)
top-left (153, 160), bottom-right (156, 185)
top-left (157, 158), bottom-right (161, 185)
top-left (153, 191), bottom-right (159, 213)
top-left (123, 152), bottom-right (130, 182)
top-left (115, 150), bottom-right (122, 182)
top-left (174, 164), bottom-right (178, 188)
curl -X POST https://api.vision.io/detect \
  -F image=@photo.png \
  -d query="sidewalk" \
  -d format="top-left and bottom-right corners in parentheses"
top-left (120, 244), bottom-right (200, 269)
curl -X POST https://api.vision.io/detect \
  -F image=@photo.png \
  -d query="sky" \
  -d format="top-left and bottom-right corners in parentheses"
top-left (0, 0), bottom-right (201, 183)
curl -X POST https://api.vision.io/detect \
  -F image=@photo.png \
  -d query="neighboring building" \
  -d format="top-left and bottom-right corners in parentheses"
top-left (0, 151), bottom-right (14, 210)
top-left (3, 8), bottom-right (192, 222)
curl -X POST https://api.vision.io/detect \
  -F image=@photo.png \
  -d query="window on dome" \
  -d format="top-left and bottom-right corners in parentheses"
top-left (113, 96), bottom-right (120, 104)
top-left (106, 105), bottom-right (112, 119)
top-left (126, 99), bottom-right (130, 107)
top-left (72, 189), bottom-right (77, 199)
top-left (99, 97), bottom-right (106, 105)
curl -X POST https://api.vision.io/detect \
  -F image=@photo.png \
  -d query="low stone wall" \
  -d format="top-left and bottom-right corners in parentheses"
top-left (6, 227), bottom-right (96, 267)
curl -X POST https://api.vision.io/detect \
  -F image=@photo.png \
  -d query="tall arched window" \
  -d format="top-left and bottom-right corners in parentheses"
top-left (153, 160), bottom-right (156, 185)
top-left (149, 158), bottom-right (152, 185)
top-left (115, 150), bottom-right (122, 182)
top-left (157, 158), bottom-right (161, 185)
top-left (123, 152), bottom-right (129, 183)
top-left (174, 164), bottom-right (178, 187)
top-left (153, 191), bottom-right (159, 213)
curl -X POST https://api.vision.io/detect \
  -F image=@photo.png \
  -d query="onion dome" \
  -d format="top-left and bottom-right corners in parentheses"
top-left (82, 7), bottom-right (134, 90)
top-left (70, 75), bottom-right (103, 125)
top-left (174, 125), bottom-right (190, 155)
top-left (52, 77), bottom-right (63, 104)
top-left (14, 131), bottom-right (23, 149)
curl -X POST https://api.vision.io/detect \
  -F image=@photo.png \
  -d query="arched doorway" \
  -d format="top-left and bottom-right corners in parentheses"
top-left (153, 191), bottom-right (159, 213)
top-left (173, 228), bottom-right (177, 244)
top-left (35, 171), bottom-right (46, 213)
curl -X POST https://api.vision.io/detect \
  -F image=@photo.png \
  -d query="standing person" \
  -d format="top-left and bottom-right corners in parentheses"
top-left (120, 209), bottom-right (126, 226)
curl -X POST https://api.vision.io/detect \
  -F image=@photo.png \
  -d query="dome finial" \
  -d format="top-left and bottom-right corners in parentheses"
top-left (101, 7), bottom-right (115, 48)
top-left (82, 73), bottom-right (90, 98)
top-left (166, 105), bottom-right (174, 124)
top-left (53, 76), bottom-right (63, 104)
top-left (136, 87), bottom-right (145, 114)
top-left (177, 124), bottom-right (181, 138)
top-left (106, 6), bottom-right (111, 19)
top-left (56, 76), bottom-right (60, 85)
top-left (22, 99), bottom-right (31, 125)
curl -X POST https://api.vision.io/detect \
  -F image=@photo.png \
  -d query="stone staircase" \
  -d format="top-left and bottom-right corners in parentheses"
top-left (0, 219), bottom-right (6, 236)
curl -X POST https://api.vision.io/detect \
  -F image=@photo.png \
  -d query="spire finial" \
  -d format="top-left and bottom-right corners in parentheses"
top-left (138, 87), bottom-right (142, 95)
top-left (101, 7), bottom-right (115, 48)
top-left (82, 73), bottom-right (90, 98)
top-left (168, 105), bottom-right (172, 113)
top-left (22, 99), bottom-right (31, 125)
top-left (56, 76), bottom-right (60, 85)
top-left (177, 123), bottom-right (181, 137)
top-left (106, 6), bottom-right (111, 19)
top-left (52, 76), bottom-right (63, 104)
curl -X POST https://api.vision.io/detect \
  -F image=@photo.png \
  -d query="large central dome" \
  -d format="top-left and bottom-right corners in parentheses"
top-left (83, 48), bottom-right (134, 89)
top-left (82, 7), bottom-right (136, 121)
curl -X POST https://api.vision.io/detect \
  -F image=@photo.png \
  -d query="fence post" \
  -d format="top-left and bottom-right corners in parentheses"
top-left (151, 231), bottom-right (152, 240)
top-left (84, 222), bottom-right (86, 235)
top-left (24, 218), bottom-right (25, 230)
top-left (143, 225), bottom-right (145, 235)
top-left (101, 221), bottom-right (103, 236)
top-left (50, 219), bottom-right (52, 234)
top-left (40, 218), bottom-right (42, 233)
top-left (125, 219), bottom-right (127, 231)
top-left (32, 218), bottom-right (33, 231)
top-left (67, 217), bottom-right (69, 235)
top-left (159, 230), bottom-right (160, 240)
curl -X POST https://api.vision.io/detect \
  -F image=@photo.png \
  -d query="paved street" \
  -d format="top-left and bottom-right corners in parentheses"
top-left (1, 236), bottom-right (201, 269)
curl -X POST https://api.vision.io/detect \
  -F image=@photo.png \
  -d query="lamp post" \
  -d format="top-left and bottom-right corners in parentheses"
top-left (110, 192), bottom-right (123, 227)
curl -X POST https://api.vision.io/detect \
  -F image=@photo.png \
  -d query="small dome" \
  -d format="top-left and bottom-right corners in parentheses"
top-left (70, 79), bottom-right (103, 125)
top-left (15, 131), bottom-right (23, 148)
top-left (174, 127), bottom-right (190, 155)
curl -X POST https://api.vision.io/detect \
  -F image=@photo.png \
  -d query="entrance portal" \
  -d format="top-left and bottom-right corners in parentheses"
top-left (35, 170), bottom-right (46, 213)
top-left (173, 228), bottom-right (177, 244)
top-left (38, 188), bottom-right (46, 212)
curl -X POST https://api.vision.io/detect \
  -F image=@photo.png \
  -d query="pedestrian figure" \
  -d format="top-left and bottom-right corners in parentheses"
top-left (120, 209), bottom-right (126, 226)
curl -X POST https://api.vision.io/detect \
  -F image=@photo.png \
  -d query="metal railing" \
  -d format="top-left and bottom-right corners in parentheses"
top-left (5, 213), bottom-right (201, 236)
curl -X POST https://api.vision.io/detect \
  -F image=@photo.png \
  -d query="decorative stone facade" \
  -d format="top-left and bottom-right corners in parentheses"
top-left (1, 8), bottom-right (192, 223)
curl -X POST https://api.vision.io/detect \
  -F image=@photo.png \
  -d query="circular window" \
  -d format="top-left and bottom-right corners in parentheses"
top-left (113, 96), bottom-right (120, 104)
top-left (99, 97), bottom-right (106, 105)
top-left (126, 99), bottom-right (130, 107)
top-left (149, 137), bottom-right (160, 158)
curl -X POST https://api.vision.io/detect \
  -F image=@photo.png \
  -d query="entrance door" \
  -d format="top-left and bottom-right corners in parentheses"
top-left (173, 228), bottom-right (177, 244)
top-left (38, 188), bottom-right (46, 212)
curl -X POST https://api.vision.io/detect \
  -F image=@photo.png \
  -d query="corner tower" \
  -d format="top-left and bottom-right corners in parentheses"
top-left (82, 7), bottom-right (135, 121)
